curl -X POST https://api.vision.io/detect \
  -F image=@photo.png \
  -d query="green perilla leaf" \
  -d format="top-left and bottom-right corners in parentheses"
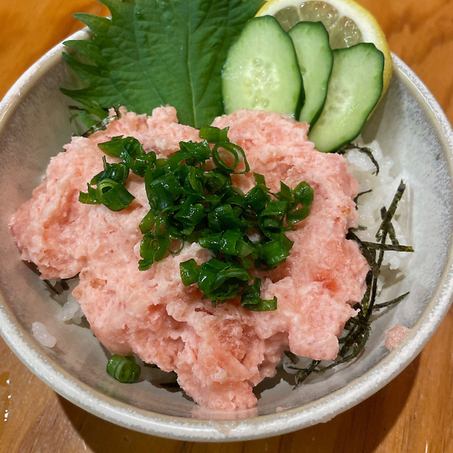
top-left (62, 0), bottom-right (263, 128)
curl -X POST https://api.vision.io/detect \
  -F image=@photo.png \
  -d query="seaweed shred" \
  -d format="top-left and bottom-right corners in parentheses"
top-left (381, 207), bottom-right (400, 246)
top-left (354, 189), bottom-right (373, 205)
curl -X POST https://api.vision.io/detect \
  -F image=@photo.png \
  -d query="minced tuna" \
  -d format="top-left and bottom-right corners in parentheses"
top-left (9, 106), bottom-right (369, 410)
top-left (385, 324), bottom-right (410, 351)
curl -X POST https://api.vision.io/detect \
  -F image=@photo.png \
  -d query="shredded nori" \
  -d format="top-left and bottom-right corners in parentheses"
top-left (354, 189), bottom-right (373, 205)
top-left (290, 180), bottom-right (413, 387)
top-left (381, 207), bottom-right (399, 246)
top-left (374, 292), bottom-right (410, 310)
top-left (376, 181), bottom-right (406, 240)
top-left (360, 241), bottom-right (414, 253)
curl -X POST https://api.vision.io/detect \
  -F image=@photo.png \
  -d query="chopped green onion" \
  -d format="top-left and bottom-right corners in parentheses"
top-left (186, 166), bottom-right (204, 193)
top-left (139, 232), bottom-right (171, 269)
top-left (293, 182), bottom-right (314, 205)
top-left (208, 204), bottom-right (243, 231)
top-left (221, 229), bottom-right (245, 256)
top-left (146, 174), bottom-right (183, 210)
top-left (169, 238), bottom-right (184, 255)
top-left (95, 178), bottom-right (134, 211)
top-left (199, 126), bottom-right (229, 143)
top-left (91, 158), bottom-right (129, 185)
top-left (253, 173), bottom-right (266, 186)
top-left (139, 210), bottom-right (156, 233)
top-left (180, 259), bottom-right (200, 285)
top-left (204, 171), bottom-right (230, 193)
top-left (246, 185), bottom-right (270, 212)
top-left (98, 136), bottom-right (156, 176)
top-left (174, 202), bottom-right (205, 234)
top-left (106, 355), bottom-right (141, 383)
top-left (199, 230), bottom-right (253, 257)
top-left (81, 132), bottom-right (314, 311)
top-left (276, 181), bottom-right (293, 202)
top-left (98, 136), bottom-right (127, 157)
top-left (241, 278), bottom-right (277, 311)
top-left (212, 142), bottom-right (250, 174)
top-left (261, 200), bottom-right (288, 218)
top-left (259, 234), bottom-right (293, 268)
top-left (79, 184), bottom-right (99, 205)
top-left (287, 205), bottom-right (311, 225)
top-left (178, 141), bottom-right (211, 164)
top-left (128, 151), bottom-right (156, 177)
top-left (198, 259), bottom-right (250, 301)
top-left (259, 200), bottom-right (290, 235)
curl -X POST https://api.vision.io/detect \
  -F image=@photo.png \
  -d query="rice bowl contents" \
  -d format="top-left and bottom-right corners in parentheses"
top-left (9, 106), bottom-right (369, 410)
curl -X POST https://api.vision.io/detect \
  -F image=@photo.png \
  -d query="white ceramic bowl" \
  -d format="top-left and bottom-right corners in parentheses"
top-left (0, 30), bottom-right (452, 441)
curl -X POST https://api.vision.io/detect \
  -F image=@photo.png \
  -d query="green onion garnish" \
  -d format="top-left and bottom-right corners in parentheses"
top-left (79, 178), bottom-right (134, 211)
top-left (106, 355), bottom-right (141, 383)
top-left (179, 259), bottom-right (200, 286)
top-left (258, 234), bottom-right (293, 268)
top-left (199, 126), bottom-right (229, 143)
top-left (80, 126), bottom-right (315, 310)
top-left (197, 258), bottom-right (250, 302)
top-left (241, 278), bottom-right (277, 311)
top-left (212, 142), bottom-right (250, 174)
top-left (91, 157), bottom-right (129, 185)
top-left (96, 179), bottom-right (134, 211)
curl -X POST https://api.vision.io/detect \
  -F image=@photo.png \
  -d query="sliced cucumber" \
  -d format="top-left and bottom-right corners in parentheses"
top-left (309, 43), bottom-right (384, 152)
top-left (289, 22), bottom-right (333, 125)
top-left (222, 16), bottom-right (302, 116)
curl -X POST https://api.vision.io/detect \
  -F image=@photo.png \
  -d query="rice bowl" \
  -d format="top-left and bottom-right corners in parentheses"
top-left (0, 27), bottom-right (452, 440)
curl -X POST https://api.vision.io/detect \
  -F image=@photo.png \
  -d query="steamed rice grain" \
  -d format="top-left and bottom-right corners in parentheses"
top-left (32, 322), bottom-right (56, 348)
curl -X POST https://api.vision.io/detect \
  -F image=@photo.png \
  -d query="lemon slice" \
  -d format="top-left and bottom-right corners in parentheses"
top-left (257, 0), bottom-right (392, 93)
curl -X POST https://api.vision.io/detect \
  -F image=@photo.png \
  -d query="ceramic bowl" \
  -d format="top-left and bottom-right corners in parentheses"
top-left (0, 29), bottom-right (452, 441)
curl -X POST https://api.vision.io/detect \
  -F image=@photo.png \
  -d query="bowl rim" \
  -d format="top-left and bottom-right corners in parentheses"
top-left (0, 29), bottom-right (452, 442)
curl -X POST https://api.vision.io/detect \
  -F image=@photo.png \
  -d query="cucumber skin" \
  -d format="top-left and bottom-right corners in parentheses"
top-left (222, 16), bottom-right (304, 117)
top-left (309, 43), bottom-right (384, 152)
top-left (289, 22), bottom-right (333, 126)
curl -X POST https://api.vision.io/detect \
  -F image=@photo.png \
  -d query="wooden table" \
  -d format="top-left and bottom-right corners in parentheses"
top-left (0, 1), bottom-right (452, 451)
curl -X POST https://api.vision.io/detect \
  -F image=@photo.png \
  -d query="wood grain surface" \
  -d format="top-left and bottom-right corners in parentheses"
top-left (0, 1), bottom-right (452, 452)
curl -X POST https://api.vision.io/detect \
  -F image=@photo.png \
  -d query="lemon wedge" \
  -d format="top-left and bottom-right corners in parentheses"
top-left (257, 0), bottom-right (392, 93)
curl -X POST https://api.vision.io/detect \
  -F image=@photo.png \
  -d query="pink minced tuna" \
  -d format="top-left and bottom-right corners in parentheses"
top-left (10, 107), bottom-right (369, 410)
top-left (385, 325), bottom-right (410, 351)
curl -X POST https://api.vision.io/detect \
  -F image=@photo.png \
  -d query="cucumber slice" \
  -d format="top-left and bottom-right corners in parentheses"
top-left (289, 22), bottom-right (333, 125)
top-left (222, 16), bottom-right (302, 116)
top-left (309, 43), bottom-right (384, 152)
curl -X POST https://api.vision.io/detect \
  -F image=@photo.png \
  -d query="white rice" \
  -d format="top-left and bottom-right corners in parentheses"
top-left (32, 322), bottom-right (57, 348)
top-left (345, 139), bottom-right (411, 273)
top-left (57, 295), bottom-right (84, 324)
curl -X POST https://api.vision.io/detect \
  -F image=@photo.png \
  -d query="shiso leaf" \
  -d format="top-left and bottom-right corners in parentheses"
top-left (62, 0), bottom-right (263, 128)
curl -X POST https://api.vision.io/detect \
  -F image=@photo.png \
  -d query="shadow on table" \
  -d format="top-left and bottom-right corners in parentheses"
top-left (59, 356), bottom-right (420, 453)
